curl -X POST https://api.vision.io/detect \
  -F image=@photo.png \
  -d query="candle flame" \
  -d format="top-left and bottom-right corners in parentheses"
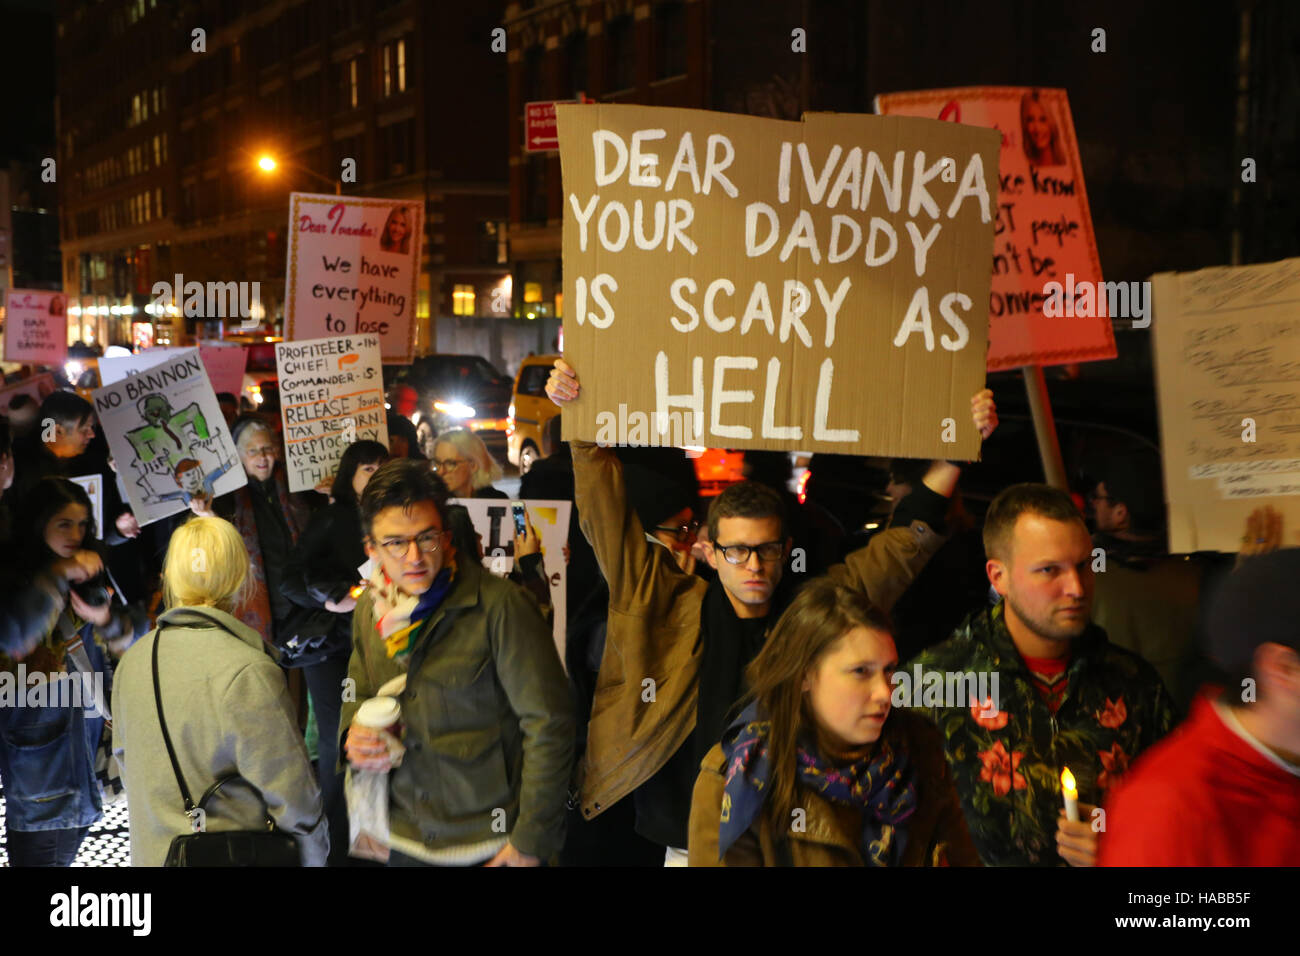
top-left (1061, 767), bottom-right (1077, 792)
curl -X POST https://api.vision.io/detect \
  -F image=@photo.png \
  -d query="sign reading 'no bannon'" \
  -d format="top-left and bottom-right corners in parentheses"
top-left (556, 104), bottom-right (1000, 460)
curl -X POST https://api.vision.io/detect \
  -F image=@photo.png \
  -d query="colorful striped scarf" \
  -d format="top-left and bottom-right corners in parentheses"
top-left (367, 557), bottom-right (456, 660)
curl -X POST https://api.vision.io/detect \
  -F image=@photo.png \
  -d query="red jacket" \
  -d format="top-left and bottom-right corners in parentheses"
top-left (1099, 690), bottom-right (1300, 866)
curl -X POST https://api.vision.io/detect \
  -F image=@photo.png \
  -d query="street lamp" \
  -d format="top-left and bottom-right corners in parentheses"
top-left (256, 154), bottom-right (342, 195)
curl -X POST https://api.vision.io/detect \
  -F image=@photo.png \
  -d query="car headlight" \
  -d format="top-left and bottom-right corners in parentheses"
top-left (433, 399), bottom-right (476, 419)
top-left (65, 361), bottom-right (84, 380)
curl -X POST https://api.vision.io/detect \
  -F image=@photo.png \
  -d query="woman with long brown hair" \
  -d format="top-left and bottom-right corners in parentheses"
top-left (688, 578), bottom-right (979, 866)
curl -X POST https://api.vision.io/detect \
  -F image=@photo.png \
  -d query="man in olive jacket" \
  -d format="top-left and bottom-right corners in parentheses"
top-left (547, 359), bottom-right (998, 861)
top-left (341, 461), bottom-right (573, 866)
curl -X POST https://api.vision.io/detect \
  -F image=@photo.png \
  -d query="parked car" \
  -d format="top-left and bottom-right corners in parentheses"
top-left (387, 354), bottom-right (512, 458)
top-left (507, 353), bottom-right (561, 474)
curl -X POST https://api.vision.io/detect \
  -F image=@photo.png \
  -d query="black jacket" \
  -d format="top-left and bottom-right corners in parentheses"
top-left (282, 500), bottom-right (367, 658)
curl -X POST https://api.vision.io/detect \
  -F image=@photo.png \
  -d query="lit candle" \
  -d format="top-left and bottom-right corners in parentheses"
top-left (1061, 767), bottom-right (1079, 822)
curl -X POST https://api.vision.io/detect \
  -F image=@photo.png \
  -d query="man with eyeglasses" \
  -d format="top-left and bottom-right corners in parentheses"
top-left (547, 358), bottom-right (999, 865)
top-left (339, 459), bottom-right (573, 866)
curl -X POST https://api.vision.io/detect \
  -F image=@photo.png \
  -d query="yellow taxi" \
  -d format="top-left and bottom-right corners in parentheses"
top-left (507, 353), bottom-right (561, 474)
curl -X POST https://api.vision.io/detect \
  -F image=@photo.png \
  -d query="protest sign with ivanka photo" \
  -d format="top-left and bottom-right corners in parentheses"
top-left (99, 345), bottom-right (249, 397)
top-left (284, 193), bottom-right (423, 363)
top-left (92, 349), bottom-right (245, 526)
top-left (276, 334), bottom-right (387, 493)
top-left (555, 103), bottom-right (999, 461)
top-left (3, 288), bottom-right (68, 366)
top-left (1152, 257), bottom-right (1300, 553)
top-left (449, 497), bottom-right (572, 662)
top-left (0, 371), bottom-right (57, 411)
top-left (876, 87), bottom-right (1115, 371)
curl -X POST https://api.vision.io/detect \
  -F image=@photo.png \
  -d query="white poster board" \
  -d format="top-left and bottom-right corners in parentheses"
top-left (284, 193), bottom-right (423, 363)
top-left (69, 473), bottom-right (104, 540)
top-left (275, 335), bottom-right (387, 493)
top-left (449, 497), bottom-right (572, 664)
top-left (91, 349), bottom-right (247, 525)
top-left (99, 345), bottom-right (249, 397)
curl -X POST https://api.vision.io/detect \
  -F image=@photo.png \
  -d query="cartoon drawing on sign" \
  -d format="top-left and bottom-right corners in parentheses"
top-left (1020, 90), bottom-right (1066, 168)
top-left (378, 205), bottom-right (411, 255)
top-left (124, 393), bottom-right (234, 505)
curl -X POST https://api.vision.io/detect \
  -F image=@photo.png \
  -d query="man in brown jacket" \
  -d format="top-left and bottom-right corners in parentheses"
top-left (547, 359), bottom-right (997, 863)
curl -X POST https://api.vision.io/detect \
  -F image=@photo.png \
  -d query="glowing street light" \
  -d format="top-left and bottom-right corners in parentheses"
top-left (255, 153), bottom-right (340, 194)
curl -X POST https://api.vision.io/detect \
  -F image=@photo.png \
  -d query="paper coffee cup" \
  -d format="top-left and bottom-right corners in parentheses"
top-left (356, 696), bottom-right (401, 735)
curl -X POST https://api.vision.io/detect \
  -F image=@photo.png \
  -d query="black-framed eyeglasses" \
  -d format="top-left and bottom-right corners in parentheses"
top-left (373, 529), bottom-right (447, 560)
top-left (654, 519), bottom-right (699, 542)
top-left (713, 541), bottom-right (784, 565)
top-left (433, 458), bottom-right (470, 472)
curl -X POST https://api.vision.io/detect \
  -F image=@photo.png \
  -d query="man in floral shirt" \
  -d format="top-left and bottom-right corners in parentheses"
top-left (907, 483), bottom-right (1176, 866)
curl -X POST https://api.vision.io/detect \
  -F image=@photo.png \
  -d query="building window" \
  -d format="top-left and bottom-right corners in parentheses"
top-left (154, 135), bottom-right (162, 166)
top-left (452, 284), bottom-right (476, 316)
top-left (566, 32), bottom-right (588, 97)
top-left (525, 154), bottom-right (547, 222)
top-left (397, 39), bottom-right (406, 92)
top-left (380, 119), bottom-right (413, 178)
top-left (606, 14), bottom-right (634, 92)
top-left (655, 2), bottom-right (687, 79)
top-left (383, 46), bottom-right (392, 97)
top-left (156, 187), bottom-right (164, 218)
top-left (349, 59), bottom-right (358, 108)
top-left (526, 45), bottom-right (545, 103)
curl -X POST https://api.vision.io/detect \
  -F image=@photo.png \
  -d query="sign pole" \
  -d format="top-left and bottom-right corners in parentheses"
top-left (1022, 365), bottom-right (1069, 490)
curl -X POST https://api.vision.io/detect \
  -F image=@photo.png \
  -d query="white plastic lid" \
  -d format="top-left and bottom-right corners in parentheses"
top-left (356, 696), bottom-right (401, 729)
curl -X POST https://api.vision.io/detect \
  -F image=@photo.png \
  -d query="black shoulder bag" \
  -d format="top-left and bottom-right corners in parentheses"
top-left (152, 626), bottom-right (303, 867)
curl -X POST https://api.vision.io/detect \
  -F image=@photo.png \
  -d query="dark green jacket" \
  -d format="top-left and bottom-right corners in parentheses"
top-left (907, 602), bottom-right (1176, 866)
top-left (340, 557), bottom-right (574, 860)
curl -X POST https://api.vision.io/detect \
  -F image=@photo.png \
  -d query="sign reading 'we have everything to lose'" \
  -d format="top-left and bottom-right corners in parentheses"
top-left (556, 103), bottom-right (1000, 460)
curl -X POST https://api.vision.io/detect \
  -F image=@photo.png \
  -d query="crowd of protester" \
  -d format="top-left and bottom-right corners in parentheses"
top-left (0, 354), bottom-right (1295, 868)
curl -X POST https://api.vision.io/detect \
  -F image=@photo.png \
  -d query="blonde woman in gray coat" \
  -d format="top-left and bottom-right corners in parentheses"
top-left (111, 516), bottom-right (329, 866)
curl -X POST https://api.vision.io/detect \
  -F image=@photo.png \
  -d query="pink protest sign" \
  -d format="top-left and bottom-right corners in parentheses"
top-left (876, 87), bottom-right (1115, 371)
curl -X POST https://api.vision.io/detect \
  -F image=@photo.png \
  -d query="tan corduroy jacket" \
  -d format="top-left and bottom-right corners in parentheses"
top-left (572, 440), bottom-right (948, 821)
top-left (688, 710), bottom-right (982, 867)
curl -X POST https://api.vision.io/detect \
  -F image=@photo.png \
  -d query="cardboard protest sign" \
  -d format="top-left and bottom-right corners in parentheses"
top-left (92, 349), bottom-right (246, 526)
top-left (875, 87), bottom-right (1114, 371)
top-left (3, 289), bottom-right (68, 366)
top-left (276, 334), bottom-right (387, 493)
top-left (100, 345), bottom-right (248, 397)
top-left (450, 497), bottom-right (572, 662)
top-left (0, 372), bottom-right (56, 413)
top-left (555, 103), bottom-right (999, 460)
top-left (1152, 257), bottom-right (1300, 553)
top-left (284, 193), bottom-right (422, 363)
top-left (68, 474), bottom-right (104, 539)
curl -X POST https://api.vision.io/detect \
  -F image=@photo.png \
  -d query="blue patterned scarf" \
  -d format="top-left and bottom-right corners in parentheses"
top-left (718, 702), bottom-right (918, 864)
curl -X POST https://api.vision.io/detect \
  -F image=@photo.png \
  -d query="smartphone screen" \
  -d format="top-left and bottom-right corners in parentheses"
top-left (511, 501), bottom-right (527, 537)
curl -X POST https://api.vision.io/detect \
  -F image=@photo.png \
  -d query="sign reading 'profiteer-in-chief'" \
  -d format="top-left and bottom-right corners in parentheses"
top-left (555, 104), bottom-right (1000, 460)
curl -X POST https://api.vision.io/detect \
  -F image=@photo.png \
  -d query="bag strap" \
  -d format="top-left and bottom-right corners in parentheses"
top-left (151, 627), bottom-right (196, 815)
top-left (151, 623), bottom-right (277, 830)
